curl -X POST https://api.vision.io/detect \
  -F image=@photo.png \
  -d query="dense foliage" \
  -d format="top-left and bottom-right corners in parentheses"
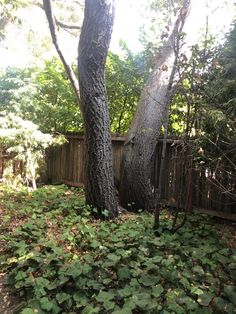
top-left (0, 184), bottom-right (235, 314)
top-left (106, 50), bottom-right (146, 134)
top-left (34, 59), bottom-right (82, 133)
top-left (0, 50), bottom-right (146, 135)
top-left (0, 62), bottom-right (81, 133)
top-left (2, 20), bottom-right (235, 141)
top-left (157, 23), bottom-right (236, 205)
top-left (0, 67), bottom-right (36, 119)
top-left (0, 114), bottom-right (65, 189)
top-left (197, 24), bottom-right (236, 167)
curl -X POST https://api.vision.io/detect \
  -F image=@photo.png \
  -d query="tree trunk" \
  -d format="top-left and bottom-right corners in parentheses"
top-left (120, 0), bottom-right (190, 211)
top-left (26, 149), bottom-right (37, 190)
top-left (78, 0), bottom-right (117, 218)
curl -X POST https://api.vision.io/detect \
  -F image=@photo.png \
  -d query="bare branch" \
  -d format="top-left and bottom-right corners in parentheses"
top-left (31, 1), bottom-right (43, 10)
top-left (43, 0), bottom-right (81, 105)
top-left (54, 18), bottom-right (81, 31)
top-left (33, 1), bottom-right (80, 35)
top-left (74, 0), bottom-right (84, 7)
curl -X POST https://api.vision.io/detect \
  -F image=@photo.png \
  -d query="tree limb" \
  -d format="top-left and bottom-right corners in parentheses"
top-left (54, 18), bottom-right (81, 31)
top-left (33, 1), bottom-right (80, 36)
top-left (43, 0), bottom-right (81, 105)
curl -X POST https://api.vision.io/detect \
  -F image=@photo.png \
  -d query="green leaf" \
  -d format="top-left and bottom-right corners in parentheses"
top-left (91, 240), bottom-right (101, 248)
top-left (152, 284), bottom-right (164, 298)
top-left (103, 300), bottom-right (115, 311)
top-left (103, 278), bottom-right (112, 285)
top-left (21, 309), bottom-right (35, 314)
top-left (223, 285), bottom-right (236, 305)
top-left (214, 253), bottom-right (231, 264)
top-left (64, 264), bottom-right (82, 279)
top-left (150, 238), bottom-right (165, 247)
top-left (152, 255), bottom-right (163, 263)
top-left (192, 249), bottom-right (207, 259)
top-left (179, 277), bottom-right (190, 289)
top-left (167, 303), bottom-right (185, 314)
top-left (229, 268), bottom-right (236, 280)
top-left (117, 266), bottom-right (130, 280)
top-left (139, 274), bottom-right (158, 286)
top-left (190, 286), bottom-right (204, 295)
top-left (73, 291), bottom-right (88, 307)
top-left (86, 280), bottom-right (103, 290)
top-left (102, 209), bottom-right (109, 218)
top-left (111, 308), bottom-right (132, 314)
top-left (40, 297), bottom-right (53, 311)
top-left (131, 292), bottom-right (152, 308)
top-left (51, 300), bottom-right (61, 314)
top-left (56, 292), bottom-right (71, 304)
top-left (218, 248), bottom-right (230, 256)
top-left (96, 291), bottom-right (115, 303)
top-left (215, 297), bottom-right (235, 314)
top-left (107, 253), bottom-right (121, 263)
top-left (192, 265), bottom-right (205, 276)
top-left (118, 285), bottom-right (133, 298)
top-left (228, 262), bottom-right (236, 270)
top-left (197, 293), bottom-right (213, 306)
top-left (23, 300), bottom-right (44, 314)
top-left (179, 296), bottom-right (199, 310)
top-left (15, 271), bottom-right (27, 281)
top-left (194, 308), bottom-right (212, 314)
top-left (81, 305), bottom-right (99, 314)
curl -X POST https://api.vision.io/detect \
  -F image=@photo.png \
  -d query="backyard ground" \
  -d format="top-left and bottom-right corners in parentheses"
top-left (0, 184), bottom-right (235, 314)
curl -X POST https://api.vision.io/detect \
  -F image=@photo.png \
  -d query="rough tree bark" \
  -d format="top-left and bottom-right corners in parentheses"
top-left (78, 0), bottom-right (117, 218)
top-left (120, 0), bottom-right (191, 211)
top-left (44, 0), bottom-right (117, 218)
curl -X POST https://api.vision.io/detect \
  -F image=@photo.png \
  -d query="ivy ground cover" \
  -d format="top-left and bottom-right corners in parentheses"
top-left (0, 184), bottom-right (235, 314)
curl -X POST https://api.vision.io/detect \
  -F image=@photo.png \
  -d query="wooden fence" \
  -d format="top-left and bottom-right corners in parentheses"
top-left (45, 135), bottom-right (236, 218)
top-left (46, 134), bottom-right (125, 186)
top-left (1, 135), bottom-right (236, 218)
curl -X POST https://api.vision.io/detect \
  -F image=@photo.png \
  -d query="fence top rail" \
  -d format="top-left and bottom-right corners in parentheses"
top-left (64, 133), bottom-right (126, 142)
top-left (64, 133), bottom-right (196, 143)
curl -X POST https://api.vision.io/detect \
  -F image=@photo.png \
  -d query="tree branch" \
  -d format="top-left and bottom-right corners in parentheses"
top-left (54, 18), bottom-right (81, 31)
top-left (33, 1), bottom-right (80, 36)
top-left (43, 0), bottom-right (81, 105)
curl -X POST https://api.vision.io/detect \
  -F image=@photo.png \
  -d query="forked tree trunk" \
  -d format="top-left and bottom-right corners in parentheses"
top-left (78, 0), bottom-right (117, 218)
top-left (120, 0), bottom-right (191, 211)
